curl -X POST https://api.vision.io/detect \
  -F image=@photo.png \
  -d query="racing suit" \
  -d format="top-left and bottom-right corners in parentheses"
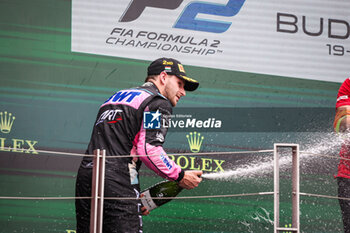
top-left (75, 82), bottom-right (184, 233)
top-left (334, 77), bottom-right (350, 233)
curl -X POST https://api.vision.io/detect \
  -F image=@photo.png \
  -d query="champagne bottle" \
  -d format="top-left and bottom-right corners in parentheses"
top-left (141, 180), bottom-right (183, 211)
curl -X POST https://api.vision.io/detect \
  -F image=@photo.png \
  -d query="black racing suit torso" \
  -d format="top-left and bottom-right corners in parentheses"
top-left (75, 82), bottom-right (183, 233)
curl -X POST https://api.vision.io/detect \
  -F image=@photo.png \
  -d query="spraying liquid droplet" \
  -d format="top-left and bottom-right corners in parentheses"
top-left (202, 133), bottom-right (345, 181)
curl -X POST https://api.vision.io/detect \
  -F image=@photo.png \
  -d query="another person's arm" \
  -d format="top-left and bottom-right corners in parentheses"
top-left (334, 106), bottom-right (350, 133)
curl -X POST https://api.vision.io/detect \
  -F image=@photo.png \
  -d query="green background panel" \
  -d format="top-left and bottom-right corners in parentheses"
top-left (0, 0), bottom-right (344, 232)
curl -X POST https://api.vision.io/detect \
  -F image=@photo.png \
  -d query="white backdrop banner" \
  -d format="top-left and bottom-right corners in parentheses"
top-left (72, 0), bottom-right (350, 83)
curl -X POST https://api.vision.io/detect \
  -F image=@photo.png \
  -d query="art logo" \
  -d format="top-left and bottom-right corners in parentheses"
top-left (95, 109), bottom-right (123, 126)
top-left (0, 111), bottom-right (38, 154)
top-left (186, 131), bottom-right (204, 153)
top-left (143, 110), bottom-right (161, 129)
top-left (0, 111), bottom-right (15, 134)
top-left (120, 0), bottom-right (246, 33)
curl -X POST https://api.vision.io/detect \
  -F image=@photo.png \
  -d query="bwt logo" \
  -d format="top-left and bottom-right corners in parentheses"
top-left (119, 0), bottom-right (246, 33)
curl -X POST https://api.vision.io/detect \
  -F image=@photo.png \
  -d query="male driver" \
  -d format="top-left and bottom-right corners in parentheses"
top-left (75, 58), bottom-right (203, 233)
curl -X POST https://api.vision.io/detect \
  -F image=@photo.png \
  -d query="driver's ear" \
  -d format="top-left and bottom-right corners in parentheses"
top-left (159, 72), bottom-right (167, 85)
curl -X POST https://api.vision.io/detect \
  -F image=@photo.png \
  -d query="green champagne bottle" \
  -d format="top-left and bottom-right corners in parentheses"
top-left (141, 180), bottom-right (183, 211)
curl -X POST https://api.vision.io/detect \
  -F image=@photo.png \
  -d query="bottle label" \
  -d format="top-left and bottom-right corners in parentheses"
top-left (141, 190), bottom-right (158, 211)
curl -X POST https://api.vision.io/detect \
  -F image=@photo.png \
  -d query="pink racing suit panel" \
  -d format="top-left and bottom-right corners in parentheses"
top-left (132, 103), bottom-right (183, 182)
top-left (140, 143), bottom-right (182, 181)
top-left (134, 120), bottom-right (182, 181)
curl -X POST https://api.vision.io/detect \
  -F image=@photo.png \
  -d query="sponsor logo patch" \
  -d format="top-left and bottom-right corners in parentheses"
top-left (337, 95), bottom-right (349, 102)
top-left (96, 109), bottom-right (123, 126)
top-left (160, 154), bottom-right (173, 170)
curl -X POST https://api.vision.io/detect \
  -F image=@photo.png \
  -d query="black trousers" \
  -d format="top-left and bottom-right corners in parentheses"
top-left (75, 165), bottom-right (142, 233)
top-left (338, 177), bottom-right (350, 233)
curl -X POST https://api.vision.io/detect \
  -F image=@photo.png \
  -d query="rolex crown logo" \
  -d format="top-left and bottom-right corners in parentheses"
top-left (186, 131), bottom-right (204, 153)
top-left (0, 111), bottom-right (15, 134)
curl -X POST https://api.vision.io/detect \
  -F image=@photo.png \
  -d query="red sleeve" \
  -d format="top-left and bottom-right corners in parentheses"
top-left (336, 78), bottom-right (350, 108)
